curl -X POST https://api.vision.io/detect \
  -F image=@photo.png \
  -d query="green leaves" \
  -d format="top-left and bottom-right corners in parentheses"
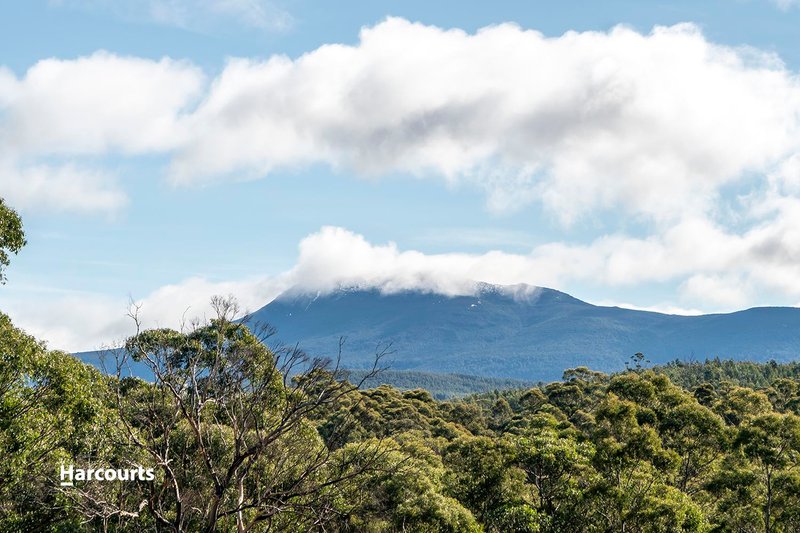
top-left (0, 198), bottom-right (25, 284)
top-left (0, 313), bottom-right (113, 532)
top-left (737, 413), bottom-right (800, 469)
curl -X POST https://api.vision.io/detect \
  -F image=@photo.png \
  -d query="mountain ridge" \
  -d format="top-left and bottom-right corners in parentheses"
top-left (244, 283), bottom-right (800, 381)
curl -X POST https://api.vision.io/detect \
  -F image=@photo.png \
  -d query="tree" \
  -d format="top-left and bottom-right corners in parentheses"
top-left (736, 413), bottom-right (800, 533)
top-left (714, 386), bottom-right (773, 426)
top-left (588, 395), bottom-right (693, 531)
top-left (659, 402), bottom-right (729, 494)
top-left (86, 296), bottom-right (390, 532)
top-left (0, 198), bottom-right (25, 284)
top-left (337, 436), bottom-right (481, 532)
top-left (625, 352), bottom-right (651, 372)
top-left (0, 312), bottom-right (111, 532)
top-left (443, 435), bottom-right (531, 530)
top-left (513, 416), bottom-right (595, 531)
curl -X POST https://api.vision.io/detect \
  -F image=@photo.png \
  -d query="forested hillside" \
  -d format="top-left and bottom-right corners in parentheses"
top-left (344, 369), bottom-right (533, 399)
top-left (654, 358), bottom-right (800, 389)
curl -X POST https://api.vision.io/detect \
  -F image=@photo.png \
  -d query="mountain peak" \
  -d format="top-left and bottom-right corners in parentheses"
top-left (248, 285), bottom-right (800, 382)
top-left (274, 280), bottom-right (584, 304)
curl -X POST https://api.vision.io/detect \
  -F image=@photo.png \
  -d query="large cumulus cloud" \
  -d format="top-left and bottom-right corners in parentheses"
top-left (4, 19), bottom-right (800, 221)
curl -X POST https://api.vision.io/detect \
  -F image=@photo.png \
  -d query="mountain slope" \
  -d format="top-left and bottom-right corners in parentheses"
top-left (245, 284), bottom-right (800, 382)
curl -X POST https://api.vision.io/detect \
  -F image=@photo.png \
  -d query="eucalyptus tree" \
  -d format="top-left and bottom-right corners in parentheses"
top-left (736, 413), bottom-right (800, 533)
top-left (94, 297), bottom-right (390, 532)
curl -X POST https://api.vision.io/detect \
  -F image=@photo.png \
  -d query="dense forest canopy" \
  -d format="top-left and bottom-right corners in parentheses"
top-left (344, 369), bottom-right (534, 399)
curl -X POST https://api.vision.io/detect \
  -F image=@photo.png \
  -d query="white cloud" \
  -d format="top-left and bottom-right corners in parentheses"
top-left (680, 274), bottom-right (751, 309)
top-left (4, 275), bottom-right (288, 352)
top-left (0, 157), bottom-right (127, 212)
top-left (5, 20), bottom-right (800, 221)
top-left (284, 220), bottom-right (800, 302)
top-left (593, 301), bottom-right (705, 316)
top-left (11, 220), bottom-right (800, 352)
top-left (169, 19), bottom-right (800, 224)
top-left (0, 52), bottom-right (203, 212)
top-left (412, 227), bottom-right (538, 249)
top-left (151, 0), bottom-right (292, 31)
top-left (1, 52), bottom-right (203, 156)
top-left (51, 0), bottom-right (291, 32)
top-left (771, 0), bottom-right (799, 10)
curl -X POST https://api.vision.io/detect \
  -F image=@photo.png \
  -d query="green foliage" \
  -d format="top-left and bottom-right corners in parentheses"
top-left (0, 198), bottom-right (25, 284)
top-left (656, 358), bottom-right (800, 390)
top-left (345, 369), bottom-right (533, 399)
top-left (334, 438), bottom-right (481, 532)
top-left (0, 312), bottom-right (112, 532)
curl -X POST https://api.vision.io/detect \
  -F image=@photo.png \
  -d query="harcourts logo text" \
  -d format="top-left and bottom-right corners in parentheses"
top-left (60, 464), bottom-right (155, 487)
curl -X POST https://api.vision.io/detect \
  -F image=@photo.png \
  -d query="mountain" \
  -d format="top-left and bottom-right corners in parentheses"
top-left (244, 284), bottom-right (800, 382)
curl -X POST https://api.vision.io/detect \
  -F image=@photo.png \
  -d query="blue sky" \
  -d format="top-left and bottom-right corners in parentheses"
top-left (3, 0), bottom-right (800, 350)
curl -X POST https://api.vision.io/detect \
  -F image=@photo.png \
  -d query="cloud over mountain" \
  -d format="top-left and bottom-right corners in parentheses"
top-left (5, 19), bottom-right (800, 350)
top-left (9, 223), bottom-right (800, 352)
